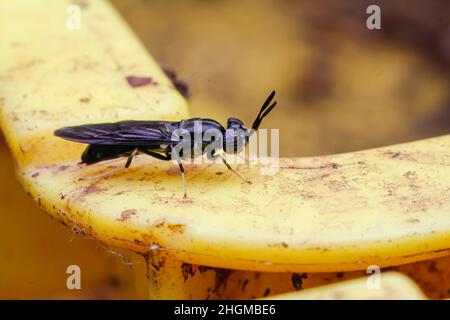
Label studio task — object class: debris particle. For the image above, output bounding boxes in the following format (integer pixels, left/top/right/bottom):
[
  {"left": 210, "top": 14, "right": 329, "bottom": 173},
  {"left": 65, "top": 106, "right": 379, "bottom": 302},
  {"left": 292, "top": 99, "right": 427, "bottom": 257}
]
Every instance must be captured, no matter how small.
[
  {"left": 57, "top": 165, "right": 70, "bottom": 172},
  {"left": 404, "top": 170, "right": 418, "bottom": 179},
  {"left": 291, "top": 273, "right": 307, "bottom": 290},
  {"left": 73, "top": 0, "right": 88, "bottom": 9},
  {"left": 149, "top": 243, "right": 160, "bottom": 250},
  {"left": 126, "top": 76, "right": 155, "bottom": 88},
  {"left": 214, "top": 268, "right": 232, "bottom": 292},
  {"left": 133, "top": 239, "right": 146, "bottom": 246},
  {"left": 181, "top": 263, "right": 196, "bottom": 281},
  {"left": 241, "top": 279, "right": 249, "bottom": 291},
  {"left": 167, "top": 223, "right": 186, "bottom": 234},
  {"left": 198, "top": 266, "right": 213, "bottom": 275},
  {"left": 162, "top": 66, "right": 190, "bottom": 98},
  {"left": 105, "top": 275, "right": 121, "bottom": 288},
  {"left": 385, "top": 151, "right": 401, "bottom": 158}
]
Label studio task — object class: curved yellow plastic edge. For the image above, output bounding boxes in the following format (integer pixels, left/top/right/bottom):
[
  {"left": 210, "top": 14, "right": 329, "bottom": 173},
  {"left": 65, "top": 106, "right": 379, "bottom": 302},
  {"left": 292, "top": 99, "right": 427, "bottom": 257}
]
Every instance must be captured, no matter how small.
[
  {"left": 0, "top": 139, "right": 147, "bottom": 299},
  {"left": 1, "top": 0, "right": 450, "bottom": 278},
  {"left": 263, "top": 272, "right": 427, "bottom": 300}
]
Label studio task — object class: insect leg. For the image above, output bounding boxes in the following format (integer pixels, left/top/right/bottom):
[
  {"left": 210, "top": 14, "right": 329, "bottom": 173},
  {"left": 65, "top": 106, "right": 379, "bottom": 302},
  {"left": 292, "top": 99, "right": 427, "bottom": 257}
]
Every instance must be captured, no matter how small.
[
  {"left": 139, "top": 149, "right": 171, "bottom": 161},
  {"left": 170, "top": 146, "right": 187, "bottom": 198},
  {"left": 125, "top": 149, "right": 138, "bottom": 168},
  {"left": 218, "top": 155, "right": 252, "bottom": 184}
]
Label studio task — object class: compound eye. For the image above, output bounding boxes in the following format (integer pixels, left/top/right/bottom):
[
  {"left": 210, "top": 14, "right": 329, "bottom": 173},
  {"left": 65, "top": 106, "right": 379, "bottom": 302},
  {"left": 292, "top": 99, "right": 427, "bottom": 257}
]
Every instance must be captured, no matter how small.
[{"left": 227, "top": 118, "right": 243, "bottom": 130}]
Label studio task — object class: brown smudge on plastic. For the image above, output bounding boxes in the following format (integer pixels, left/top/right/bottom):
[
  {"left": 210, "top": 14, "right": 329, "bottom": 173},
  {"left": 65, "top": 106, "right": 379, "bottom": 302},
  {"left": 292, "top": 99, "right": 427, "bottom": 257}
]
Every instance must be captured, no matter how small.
[
  {"left": 167, "top": 165, "right": 181, "bottom": 176},
  {"left": 181, "top": 263, "right": 196, "bottom": 282},
  {"left": 270, "top": 242, "right": 289, "bottom": 248},
  {"left": 8, "top": 58, "right": 42, "bottom": 73},
  {"left": 117, "top": 209, "right": 137, "bottom": 222},
  {"left": 57, "top": 164, "right": 70, "bottom": 172},
  {"left": 384, "top": 150, "right": 414, "bottom": 161},
  {"left": 126, "top": 76, "right": 155, "bottom": 88},
  {"left": 198, "top": 265, "right": 211, "bottom": 275},
  {"left": 403, "top": 170, "right": 418, "bottom": 180},
  {"left": 162, "top": 66, "right": 190, "bottom": 98},
  {"left": 73, "top": 0, "right": 88, "bottom": 9},
  {"left": 153, "top": 219, "right": 186, "bottom": 234},
  {"left": 179, "top": 264, "right": 232, "bottom": 293},
  {"left": 167, "top": 223, "right": 185, "bottom": 234},
  {"left": 385, "top": 151, "right": 401, "bottom": 158},
  {"left": 241, "top": 279, "right": 249, "bottom": 292},
  {"left": 133, "top": 239, "right": 146, "bottom": 247},
  {"left": 291, "top": 273, "right": 307, "bottom": 290},
  {"left": 76, "top": 181, "right": 106, "bottom": 202},
  {"left": 213, "top": 268, "right": 232, "bottom": 293},
  {"left": 178, "top": 197, "right": 194, "bottom": 205}
]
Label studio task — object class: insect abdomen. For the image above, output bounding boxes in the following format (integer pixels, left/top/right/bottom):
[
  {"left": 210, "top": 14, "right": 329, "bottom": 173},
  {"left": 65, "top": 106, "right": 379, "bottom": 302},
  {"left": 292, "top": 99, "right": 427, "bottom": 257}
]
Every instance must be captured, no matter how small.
[{"left": 81, "top": 144, "right": 136, "bottom": 165}]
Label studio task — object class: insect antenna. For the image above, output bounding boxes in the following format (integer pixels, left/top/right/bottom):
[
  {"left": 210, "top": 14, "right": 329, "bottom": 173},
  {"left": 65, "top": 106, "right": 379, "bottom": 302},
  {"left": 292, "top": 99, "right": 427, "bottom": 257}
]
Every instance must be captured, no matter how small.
[{"left": 250, "top": 90, "right": 277, "bottom": 133}]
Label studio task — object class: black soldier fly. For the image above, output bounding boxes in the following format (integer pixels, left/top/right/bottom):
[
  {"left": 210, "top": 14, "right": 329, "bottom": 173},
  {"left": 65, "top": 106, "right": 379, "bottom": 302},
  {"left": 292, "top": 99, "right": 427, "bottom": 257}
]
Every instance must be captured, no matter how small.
[{"left": 54, "top": 91, "right": 277, "bottom": 197}]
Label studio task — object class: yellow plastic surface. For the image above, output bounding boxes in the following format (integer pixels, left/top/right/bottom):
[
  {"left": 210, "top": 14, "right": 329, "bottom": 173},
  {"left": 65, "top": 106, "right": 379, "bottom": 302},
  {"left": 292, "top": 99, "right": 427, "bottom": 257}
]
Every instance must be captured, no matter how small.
[
  {"left": 265, "top": 272, "right": 427, "bottom": 300},
  {"left": 1, "top": 0, "right": 450, "bottom": 276}
]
